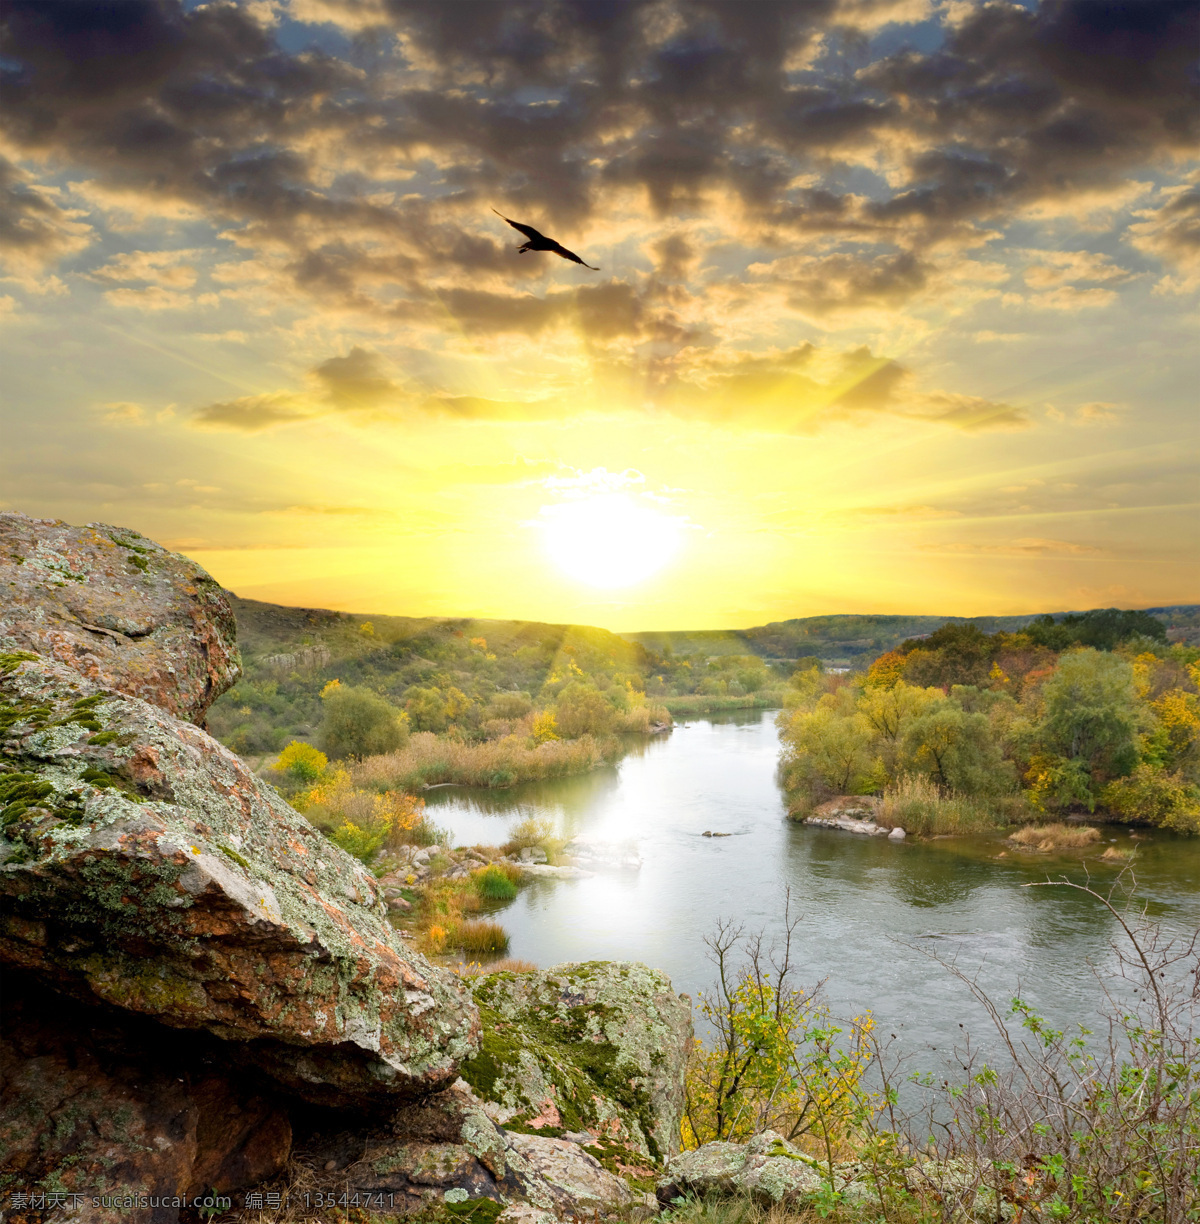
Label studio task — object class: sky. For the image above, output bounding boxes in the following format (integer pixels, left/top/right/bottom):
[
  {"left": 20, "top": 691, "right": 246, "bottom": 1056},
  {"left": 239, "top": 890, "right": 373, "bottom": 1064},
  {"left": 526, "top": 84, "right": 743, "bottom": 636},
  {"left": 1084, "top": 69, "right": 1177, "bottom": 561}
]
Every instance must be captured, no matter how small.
[{"left": 1, "top": 0, "right": 1197, "bottom": 631}]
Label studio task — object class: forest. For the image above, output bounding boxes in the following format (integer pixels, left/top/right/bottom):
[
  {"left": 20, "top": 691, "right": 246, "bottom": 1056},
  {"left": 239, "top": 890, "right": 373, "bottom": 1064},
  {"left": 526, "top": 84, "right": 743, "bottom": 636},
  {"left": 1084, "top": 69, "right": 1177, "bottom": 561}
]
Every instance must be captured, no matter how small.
[{"left": 778, "top": 609, "right": 1200, "bottom": 834}]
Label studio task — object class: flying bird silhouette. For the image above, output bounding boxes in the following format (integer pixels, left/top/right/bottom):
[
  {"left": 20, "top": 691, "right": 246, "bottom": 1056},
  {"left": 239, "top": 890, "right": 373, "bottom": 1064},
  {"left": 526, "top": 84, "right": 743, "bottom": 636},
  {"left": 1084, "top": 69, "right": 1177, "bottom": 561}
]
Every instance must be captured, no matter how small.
[{"left": 492, "top": 209, "right": 599, "bottom": 270}]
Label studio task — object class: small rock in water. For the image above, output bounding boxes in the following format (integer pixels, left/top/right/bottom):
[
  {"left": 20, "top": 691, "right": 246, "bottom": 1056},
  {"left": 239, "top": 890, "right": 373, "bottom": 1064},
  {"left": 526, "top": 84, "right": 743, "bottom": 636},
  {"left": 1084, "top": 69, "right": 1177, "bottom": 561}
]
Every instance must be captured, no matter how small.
[
  {"left": 888, "top": 827, "right": 906, "bottom": 841},
  {"left": 701, "top": 831, "right": 712, "bottom": 837}
]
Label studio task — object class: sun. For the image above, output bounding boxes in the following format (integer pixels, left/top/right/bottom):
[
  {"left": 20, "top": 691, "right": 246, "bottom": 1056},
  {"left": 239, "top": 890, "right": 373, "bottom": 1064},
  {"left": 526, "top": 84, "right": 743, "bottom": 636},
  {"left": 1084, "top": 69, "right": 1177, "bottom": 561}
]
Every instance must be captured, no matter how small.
[{"left": 540, "top": 494, "right": 685, "bottom": 588}]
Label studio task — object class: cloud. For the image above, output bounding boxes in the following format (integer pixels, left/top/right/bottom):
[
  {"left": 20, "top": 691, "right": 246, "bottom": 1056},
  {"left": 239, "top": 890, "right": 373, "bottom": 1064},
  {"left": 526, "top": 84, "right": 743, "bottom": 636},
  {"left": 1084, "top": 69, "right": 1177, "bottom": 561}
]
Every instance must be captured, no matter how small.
[
  {"left": 919, "top": 537, "right": 1106, "bottom": 557},
  {"left": 1128, "top": 179, "right": 1200, "bottom": 293},
  {"left": 311, "top": 347, "right": 399, "bottom": 409},
  {"left": 0, "top": 0, "right": 1193, "bottom": 328},
  {"left": 0, "top": 157, "right": 93, "bottom": 284},
  {"left": 91, "top": 248, "right": 201, "bottom": 288},
  {"left": 188, "top": 338, "right": 1030, "bottom": 436},
  {"left": 192, "top": 392, "right": 312, "bottom": 432}
]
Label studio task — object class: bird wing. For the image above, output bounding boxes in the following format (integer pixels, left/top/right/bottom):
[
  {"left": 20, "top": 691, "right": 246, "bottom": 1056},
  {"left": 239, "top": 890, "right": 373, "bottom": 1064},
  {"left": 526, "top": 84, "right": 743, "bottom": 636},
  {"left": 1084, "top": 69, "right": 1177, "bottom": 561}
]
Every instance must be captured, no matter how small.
[
  {"left": 549, "top": 241, "right": 599, "bottom": 270},
  {"left": 492, "top": 208, "right": 544, "bottom": 242}
]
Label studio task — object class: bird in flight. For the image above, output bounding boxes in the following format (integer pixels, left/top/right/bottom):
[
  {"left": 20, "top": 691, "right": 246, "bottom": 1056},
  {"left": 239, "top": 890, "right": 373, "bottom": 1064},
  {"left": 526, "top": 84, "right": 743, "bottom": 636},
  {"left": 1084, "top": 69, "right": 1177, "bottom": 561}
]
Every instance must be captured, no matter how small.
[{"left": 492, "top": 209, "right": 599, "bottom": 270}]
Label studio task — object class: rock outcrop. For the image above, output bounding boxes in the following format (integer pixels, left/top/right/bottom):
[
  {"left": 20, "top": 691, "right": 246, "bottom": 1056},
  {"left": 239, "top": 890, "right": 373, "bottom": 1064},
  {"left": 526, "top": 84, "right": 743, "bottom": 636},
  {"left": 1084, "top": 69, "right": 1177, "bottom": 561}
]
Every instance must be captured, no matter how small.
[
  {"left": 0, "top": 514, "right": 239, "bottom": 724},
  {"left": 462, "top": 962, "right": 692, "bottom": 1165},
  {"left": 1, "top": 514, "right": 697, "bottom": 1222},
  {"left": 0, "top": 650, "right": 478, "bottom": 1107}
]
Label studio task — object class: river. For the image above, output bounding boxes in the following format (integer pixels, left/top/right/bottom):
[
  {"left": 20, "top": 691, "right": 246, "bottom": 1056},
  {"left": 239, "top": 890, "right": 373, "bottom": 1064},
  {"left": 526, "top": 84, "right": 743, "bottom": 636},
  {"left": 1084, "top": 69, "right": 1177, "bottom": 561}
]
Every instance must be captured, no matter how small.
[{"left": 425, "top": 709, "right": 1200, "bottom": 1068}]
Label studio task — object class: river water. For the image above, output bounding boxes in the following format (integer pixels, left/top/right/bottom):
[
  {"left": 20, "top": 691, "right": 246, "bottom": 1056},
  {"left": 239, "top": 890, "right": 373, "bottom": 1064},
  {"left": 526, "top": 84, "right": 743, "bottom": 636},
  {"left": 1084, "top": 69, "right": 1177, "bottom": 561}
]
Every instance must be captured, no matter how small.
[{"left": 426, "top": 710, "right": 1200, "bottom": 1066}]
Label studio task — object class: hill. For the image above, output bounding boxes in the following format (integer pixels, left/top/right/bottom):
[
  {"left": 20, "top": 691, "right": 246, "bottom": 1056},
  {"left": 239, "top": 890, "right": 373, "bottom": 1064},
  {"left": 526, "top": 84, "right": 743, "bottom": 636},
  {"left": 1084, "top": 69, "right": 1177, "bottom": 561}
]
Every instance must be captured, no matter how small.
[
  {"left": 627, "top": 606, "right": 1200, "bottom": 669},
  {"left": 206, "top": 596, "right": 1198, "bottom": 758}
]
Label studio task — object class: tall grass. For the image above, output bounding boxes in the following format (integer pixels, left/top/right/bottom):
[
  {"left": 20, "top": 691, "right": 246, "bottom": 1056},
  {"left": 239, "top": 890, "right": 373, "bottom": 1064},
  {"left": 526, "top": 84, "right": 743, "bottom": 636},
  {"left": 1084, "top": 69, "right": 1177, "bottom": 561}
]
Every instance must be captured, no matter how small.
[
  {"left": 1010, "top": 822, "right": 1101, "bottom": 851},
  {"left": 450, "top": 919, "right": 509, "bottom": 955},
  {"left": 665, "top": 690, "right": 786, "bottom": 715},
  {"left": 876, "top": 772, "right": 1025, "bottom": 836},
  {"left": 475, "top": 863, "right": 519, "bottom": 900},
  {"left": 351, "top": 731, "right": 619, "bottom": 791}
]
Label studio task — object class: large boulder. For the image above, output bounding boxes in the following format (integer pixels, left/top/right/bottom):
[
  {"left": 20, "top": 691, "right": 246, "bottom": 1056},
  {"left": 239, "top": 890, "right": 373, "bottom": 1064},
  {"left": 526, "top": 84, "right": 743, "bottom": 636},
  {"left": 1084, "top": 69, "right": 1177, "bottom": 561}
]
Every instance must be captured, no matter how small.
[
  {"left": 0, "top": 968, "right": 291, "bottom": 1222},
  {"left": 0, "top": 514, "right": 238, "bottom": 724},
  {"left": 0, "top": 650, "right": 479, "bottom": 1107},
  {"left": 461, "top": 962, "right": 692, "bottom": 1168}
]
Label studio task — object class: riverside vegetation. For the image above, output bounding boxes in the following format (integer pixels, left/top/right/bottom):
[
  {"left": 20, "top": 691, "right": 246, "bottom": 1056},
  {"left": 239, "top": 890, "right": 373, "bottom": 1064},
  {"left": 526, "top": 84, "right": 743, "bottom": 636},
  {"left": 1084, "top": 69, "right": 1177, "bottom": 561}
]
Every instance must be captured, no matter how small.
[
  {"left": 779, "top": 610, "right": 1200, "bottom": 838},
  {"left": 6, "top": 514, "right": 1200, "bottom": 1223}
]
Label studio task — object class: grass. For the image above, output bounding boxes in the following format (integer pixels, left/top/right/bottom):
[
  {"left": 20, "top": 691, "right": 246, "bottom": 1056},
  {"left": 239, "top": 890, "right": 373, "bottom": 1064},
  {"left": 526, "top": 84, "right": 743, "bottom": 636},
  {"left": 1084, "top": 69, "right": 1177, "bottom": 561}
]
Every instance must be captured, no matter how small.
[
  {"left": 876, "top": 772, "right": 1025, "bottom": 836},
  {"left": 454, "top": 957, "right": 537, "bottom": 977},
  {"left": 1010, "top": 822, "right": 1102, "bottom": 851},
  {"left": 475, "top": 862, "right": 519, "bottom": 900},
  {"left": 450, "top": 919, "right": 509, "bottom": 955},
  {"left": 352, "top": 730, "right": 621, "bottom": 791}
]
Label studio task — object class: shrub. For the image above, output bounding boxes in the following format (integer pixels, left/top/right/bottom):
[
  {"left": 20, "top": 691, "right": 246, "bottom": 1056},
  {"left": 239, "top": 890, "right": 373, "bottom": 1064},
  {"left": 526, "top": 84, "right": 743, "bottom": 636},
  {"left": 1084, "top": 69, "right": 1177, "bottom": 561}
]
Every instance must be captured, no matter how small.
[
  {"left": 504, "top": 817, "right": 555, "bottom": 854},
  {"left": 475, "top": 863, "right": 519, "bottom": 900},
  {"left": 319, "top": 685, "right": 409, "bottom": 760},
  {"left": 554, "top": 682, "right": 617, "bottom": 738}
]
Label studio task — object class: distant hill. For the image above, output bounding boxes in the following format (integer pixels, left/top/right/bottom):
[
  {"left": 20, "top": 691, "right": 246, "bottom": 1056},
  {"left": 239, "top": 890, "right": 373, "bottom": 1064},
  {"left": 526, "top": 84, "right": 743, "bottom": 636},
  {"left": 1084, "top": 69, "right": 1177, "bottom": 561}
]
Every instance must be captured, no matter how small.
[
  {"left": 210, "top": 596, "right": 1199, "bottom": 758},
  {"left": 624, "top": 606, "right": 1200, "bottom": 669}
]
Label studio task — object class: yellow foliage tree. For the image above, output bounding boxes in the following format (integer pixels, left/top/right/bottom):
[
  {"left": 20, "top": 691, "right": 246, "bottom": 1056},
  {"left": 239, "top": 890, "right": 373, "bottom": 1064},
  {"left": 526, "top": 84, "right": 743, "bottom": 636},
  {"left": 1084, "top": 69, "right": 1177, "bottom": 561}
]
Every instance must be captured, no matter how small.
[
  {"left": 531, "top": 711, "right": 559, "bottom": 744},
  {"left": 683, "top": 900, "right": 877, "bottom": 1177}
]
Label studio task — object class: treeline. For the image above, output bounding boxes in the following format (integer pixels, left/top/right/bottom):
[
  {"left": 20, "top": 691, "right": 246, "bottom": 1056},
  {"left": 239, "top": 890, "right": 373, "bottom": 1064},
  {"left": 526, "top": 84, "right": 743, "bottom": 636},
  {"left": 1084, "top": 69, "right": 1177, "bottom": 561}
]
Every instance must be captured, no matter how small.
[
  {"left": 779, "top": 609, "right": 1200, "bottom": 834},
  {"left": 207, "top": 598, "right": 785, "bottom": 759}
]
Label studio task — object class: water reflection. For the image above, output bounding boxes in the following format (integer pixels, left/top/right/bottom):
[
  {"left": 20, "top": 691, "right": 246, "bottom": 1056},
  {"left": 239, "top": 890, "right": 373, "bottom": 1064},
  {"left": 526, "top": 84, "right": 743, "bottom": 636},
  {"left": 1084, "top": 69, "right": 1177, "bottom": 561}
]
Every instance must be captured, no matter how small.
[{"left": 427, "top": 710, "right": 1200, "bottom": 1065}]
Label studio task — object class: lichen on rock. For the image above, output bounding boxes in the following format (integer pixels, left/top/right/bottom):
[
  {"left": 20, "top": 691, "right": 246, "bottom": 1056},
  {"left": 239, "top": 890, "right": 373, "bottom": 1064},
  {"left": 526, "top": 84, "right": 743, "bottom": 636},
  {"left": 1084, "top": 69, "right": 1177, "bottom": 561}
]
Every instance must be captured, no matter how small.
[
  {"left": 460, "top": 961, "right": 691, "bottom": 1166},
  {"left": 0, "top": 513, "right": 239, "bottom": 724},
  {"left": 0, "top": 652, "right": 479, "bottom": 1107}
]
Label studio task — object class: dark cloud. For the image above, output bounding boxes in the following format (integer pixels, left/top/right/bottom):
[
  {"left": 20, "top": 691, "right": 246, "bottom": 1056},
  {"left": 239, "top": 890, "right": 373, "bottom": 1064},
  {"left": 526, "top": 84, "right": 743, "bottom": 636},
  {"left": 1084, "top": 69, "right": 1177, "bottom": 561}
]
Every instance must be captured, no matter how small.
[
  {"left": 1, "top": 0, "right": 1195, "bottom": 317},
  {"left": 0, "top": 156, "right": 90, "bottom": 276}
]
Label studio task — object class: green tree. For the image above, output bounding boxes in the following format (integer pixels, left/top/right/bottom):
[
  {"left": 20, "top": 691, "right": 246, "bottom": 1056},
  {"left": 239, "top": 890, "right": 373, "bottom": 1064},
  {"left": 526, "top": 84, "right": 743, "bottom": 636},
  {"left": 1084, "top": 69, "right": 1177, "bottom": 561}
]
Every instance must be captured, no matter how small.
[
  {"left": 319, "top": 685, "right": 409, "bottom": 760},
  {"left": 1034, "top": 649, "right": 1140, "bottom": 788},
  {"left": 900, "top": 704, "right": 1010, "bottom": 795},
  {"left": 780, "top": 704, "right": 879, "bottom": 804}
]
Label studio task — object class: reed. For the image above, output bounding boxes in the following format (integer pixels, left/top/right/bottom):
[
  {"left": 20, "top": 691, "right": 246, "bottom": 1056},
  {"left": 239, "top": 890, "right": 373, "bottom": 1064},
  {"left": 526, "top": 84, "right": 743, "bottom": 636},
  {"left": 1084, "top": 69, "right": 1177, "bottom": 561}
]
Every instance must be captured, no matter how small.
[
  {"left": 351, "top": 731, "right": 619, "bottom": 791},
  {"left": 877, "top": 772, "right": 1010, "bottom": 836}
]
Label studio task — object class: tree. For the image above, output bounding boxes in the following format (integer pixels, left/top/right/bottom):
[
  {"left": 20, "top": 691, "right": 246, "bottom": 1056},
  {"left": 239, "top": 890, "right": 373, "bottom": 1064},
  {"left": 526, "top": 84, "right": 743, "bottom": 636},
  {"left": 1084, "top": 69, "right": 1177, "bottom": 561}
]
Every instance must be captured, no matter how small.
[
  {"left": 319, "top": 684, "right": 409, "bottom": 760},
  {"left": 404, "top": 686, "right": 448, "bottom": 733},
  {"left": 554, "top": 682, "right": 615, "bottom": 738},
  {"left": 779, "top": 704, "right": 879, "bottom": 804},
  {"left": 900, "top": 704, "right": 1010, "bottom": 795},
  {"left": 1034, "top": 649, "right": 1140, "bottom": 789},
  {"left": 275, "top": 740, "right": 327, "bottom": 783}
]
